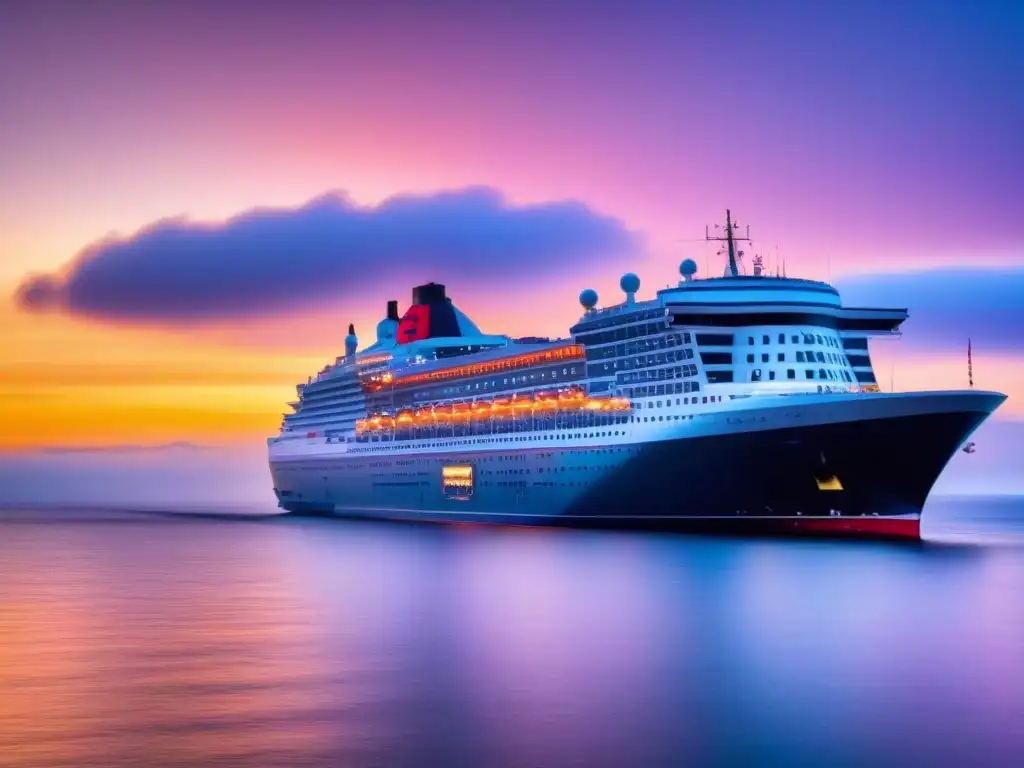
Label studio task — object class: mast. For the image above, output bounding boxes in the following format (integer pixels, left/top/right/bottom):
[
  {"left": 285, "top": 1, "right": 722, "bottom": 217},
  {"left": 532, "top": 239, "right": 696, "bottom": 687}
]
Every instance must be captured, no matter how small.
[
  {"left": 968, "top": 338, "right": 973, "bottom": 388},
  {"left": 726, "top": 209, "right": 738, "bottom": 276},
  {"left": 705, "top": 209, "right": 751, "bottom": 277}
]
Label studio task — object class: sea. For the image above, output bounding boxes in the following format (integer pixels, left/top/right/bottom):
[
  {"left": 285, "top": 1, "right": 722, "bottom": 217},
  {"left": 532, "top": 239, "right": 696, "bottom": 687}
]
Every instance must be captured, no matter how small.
[{"left": 1, "top": 497, "right": 1022, "bottom": 768}]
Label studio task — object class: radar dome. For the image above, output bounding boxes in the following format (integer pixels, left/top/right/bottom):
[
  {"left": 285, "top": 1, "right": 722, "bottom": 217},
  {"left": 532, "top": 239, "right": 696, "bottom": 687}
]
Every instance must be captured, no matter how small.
[
  {"left": 680, "top": 259, "right": 698, "bottom": 277},
  {"left": 620, "top": 272, "right": 641, "bottom": 294},
  {"left": 579, "top": 289, "right": 598, "bottom": 310}
]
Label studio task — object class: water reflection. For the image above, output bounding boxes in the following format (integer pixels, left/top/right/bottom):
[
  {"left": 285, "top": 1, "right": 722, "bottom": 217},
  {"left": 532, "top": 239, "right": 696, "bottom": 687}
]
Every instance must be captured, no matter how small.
[{"left": 1, "top": 508, "right": 1022, "bottom": 767}]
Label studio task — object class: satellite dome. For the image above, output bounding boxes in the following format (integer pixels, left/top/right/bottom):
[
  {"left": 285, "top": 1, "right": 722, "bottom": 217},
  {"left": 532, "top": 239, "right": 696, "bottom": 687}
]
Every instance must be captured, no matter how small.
[
  {"left": 579, "top": 288, "right": 598, "bottom": 310},
  {"left": 680, "top": 259, "right": 698, "bottom": 277},
  {"left": 620, "top": 272, "right": 641, "bottom": 294},
  {"left": 376, "top": 318, "right": 397, "bottom": 342}
]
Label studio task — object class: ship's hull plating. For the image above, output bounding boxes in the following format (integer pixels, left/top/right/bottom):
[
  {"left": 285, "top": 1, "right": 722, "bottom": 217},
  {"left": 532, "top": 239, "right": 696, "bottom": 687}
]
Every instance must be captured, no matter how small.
[{"left": 269, "top": 391, "right": 1004, "bottom": 540}]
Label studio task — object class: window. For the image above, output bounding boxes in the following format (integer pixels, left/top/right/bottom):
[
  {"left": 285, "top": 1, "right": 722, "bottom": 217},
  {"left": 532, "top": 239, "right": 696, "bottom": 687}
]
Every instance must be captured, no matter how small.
[
  {"left": 761, "top": 353, "right": 769, "bottom": 362},
  {"left": 748, "top": 336, "right": 754, "bottom": 345},
  {"left": 806, "top": 370, "right": 814, "bottom": 379},
  {"left": 779, "top": 333, "right": 786, "bottom": 344},
  {"left": 746, "top": 353, "right": 754, "bottom": 363},
  {"left": 696, "top": 333, "right": 733, "bottom": 346},
  {"left": 819, "top": 368, "right": 827, "bottom": 379},
  {"left": 751, "top": 368, "right": 762, "bottom": 382},
  {"left": 769, "top": 370, "right": 776, "bottom": 380},
  {"left": 762, "top": 335, "right": 769, "bottom": 344},
  {"left": 777, "top": 353, "right": 785, "bottom": 362},
  {"left": 796, "top": 351, "right": 806, "bottom": 362},
  {"left": 791, "top": 334, "right": 799, "bottom": 343},
  {"left": 700, "top": 352, "right": 731, "bottom": 365},
  {"left": 787, "top": 369, "right": 796, "bottom": 379},
  {"left": 815, "top": 334, "right": 823, "bottom": 345}
]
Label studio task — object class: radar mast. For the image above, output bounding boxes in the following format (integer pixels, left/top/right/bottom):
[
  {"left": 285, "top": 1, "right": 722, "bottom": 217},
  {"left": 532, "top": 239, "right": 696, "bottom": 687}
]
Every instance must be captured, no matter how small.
[{"left": 705, "top": 209, "right": 751, "bottom": 277}]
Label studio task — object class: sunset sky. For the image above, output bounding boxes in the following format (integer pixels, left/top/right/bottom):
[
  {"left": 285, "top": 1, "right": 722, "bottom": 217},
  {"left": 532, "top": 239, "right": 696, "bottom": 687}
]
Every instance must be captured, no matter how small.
[{"left": 1, "top": 0, "right": 1021, "bottom": 503}]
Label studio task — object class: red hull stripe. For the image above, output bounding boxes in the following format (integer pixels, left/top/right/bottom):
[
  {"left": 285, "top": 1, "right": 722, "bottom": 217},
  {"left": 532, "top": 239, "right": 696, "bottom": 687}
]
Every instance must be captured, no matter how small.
[{"left": 784, "top": 516, "right": 920, "bottom": 539}]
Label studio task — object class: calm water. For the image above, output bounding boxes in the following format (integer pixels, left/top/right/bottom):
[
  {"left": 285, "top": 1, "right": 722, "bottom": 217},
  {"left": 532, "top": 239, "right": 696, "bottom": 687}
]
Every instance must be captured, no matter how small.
[{"left": 1, "top": 498, "right": 1022, "bottom": 767}]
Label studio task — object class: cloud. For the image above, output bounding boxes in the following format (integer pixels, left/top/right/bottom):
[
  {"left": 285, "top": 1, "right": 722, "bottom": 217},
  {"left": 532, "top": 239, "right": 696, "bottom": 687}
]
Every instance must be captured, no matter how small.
[
  {"left": 14, "top": 187, "right": 638, "bottom": 323},
  {"left": 837, "top": 267, "right": 1024, "bottom": 354}
]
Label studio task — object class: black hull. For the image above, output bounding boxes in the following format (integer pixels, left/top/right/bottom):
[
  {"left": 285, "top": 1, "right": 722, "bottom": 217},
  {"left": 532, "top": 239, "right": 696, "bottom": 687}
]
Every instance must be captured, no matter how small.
[{"left": 272, "top": 393, "right": 1002, "bottom": 540}]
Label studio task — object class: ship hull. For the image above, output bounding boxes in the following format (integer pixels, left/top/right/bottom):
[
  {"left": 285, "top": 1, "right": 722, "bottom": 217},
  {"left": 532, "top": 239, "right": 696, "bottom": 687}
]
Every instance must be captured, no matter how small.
[{"left": 269, "top": 391, "right": 1003, "bottom": 540}]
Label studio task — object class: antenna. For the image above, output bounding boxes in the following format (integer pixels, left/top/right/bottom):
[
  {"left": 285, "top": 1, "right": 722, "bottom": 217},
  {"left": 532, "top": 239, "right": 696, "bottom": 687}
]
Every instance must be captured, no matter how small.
[
  {"left": 705, "top": 209, "right": 751, "bottom": 278},
  {"left": 968, "top": 338, "right": 974, "bottom": 388}
]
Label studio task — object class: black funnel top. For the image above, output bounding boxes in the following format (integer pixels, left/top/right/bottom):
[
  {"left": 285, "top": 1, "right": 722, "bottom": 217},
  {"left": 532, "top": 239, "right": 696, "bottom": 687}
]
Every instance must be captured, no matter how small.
[
  {"left": 412, "top": 283, "right": 446, "bottom": 305},
  {"left": 386, "top": 300, "right": 400, "bottom": 321}
]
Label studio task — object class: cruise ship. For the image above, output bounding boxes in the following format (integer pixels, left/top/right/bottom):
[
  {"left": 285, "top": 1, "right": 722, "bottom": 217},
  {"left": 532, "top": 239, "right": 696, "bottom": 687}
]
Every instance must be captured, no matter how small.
[{"left": 267, "top": 212, "right": 1005, "bottom": 538}]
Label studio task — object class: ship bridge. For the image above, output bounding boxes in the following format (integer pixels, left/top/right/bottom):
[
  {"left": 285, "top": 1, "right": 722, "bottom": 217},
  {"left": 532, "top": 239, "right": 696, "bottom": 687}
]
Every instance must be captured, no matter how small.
[{"left": 658, "top": 276, "right": 907, "bottom": 335}]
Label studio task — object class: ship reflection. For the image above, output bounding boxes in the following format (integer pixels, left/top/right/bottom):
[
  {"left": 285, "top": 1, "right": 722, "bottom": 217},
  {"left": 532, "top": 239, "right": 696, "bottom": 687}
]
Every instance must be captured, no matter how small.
[{"left": 1, "top": 511, "right": 1022, "bottom": 766}]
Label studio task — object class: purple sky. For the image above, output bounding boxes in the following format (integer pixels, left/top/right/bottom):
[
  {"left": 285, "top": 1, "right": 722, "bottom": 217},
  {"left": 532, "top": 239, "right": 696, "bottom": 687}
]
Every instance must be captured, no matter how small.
[{"left": 1, "top": 0, "right": 1021, "bottom": 500}]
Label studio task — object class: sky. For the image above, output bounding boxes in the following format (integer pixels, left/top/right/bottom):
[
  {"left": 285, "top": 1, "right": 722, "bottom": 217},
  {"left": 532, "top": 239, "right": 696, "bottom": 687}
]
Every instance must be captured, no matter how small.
[{"left": 1, "top": 0, "right": 1022, "bottom": 503}]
